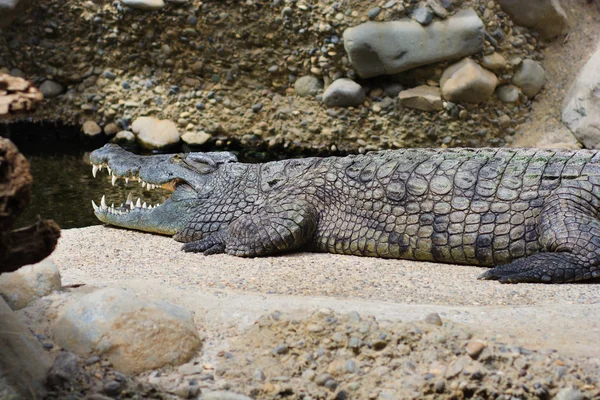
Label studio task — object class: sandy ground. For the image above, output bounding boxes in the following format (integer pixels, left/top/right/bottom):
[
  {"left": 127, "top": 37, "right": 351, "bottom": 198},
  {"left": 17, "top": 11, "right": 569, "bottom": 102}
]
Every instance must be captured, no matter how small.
[{"left": 52, "top": 226, "right": 600, "bottom": 359}]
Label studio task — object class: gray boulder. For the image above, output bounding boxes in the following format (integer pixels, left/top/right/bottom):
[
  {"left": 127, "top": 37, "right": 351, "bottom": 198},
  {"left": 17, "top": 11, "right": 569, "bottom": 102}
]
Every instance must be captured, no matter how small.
[
  {"left": 440, "top": 58, "right": 498, "bottom": 104},
  {"left": 495, "top": 84, "right": 521, "bottom": 103},
  {"left": 53, "top": 287, "right": 201, "bottom": 374},
  {"left": 39, "top": 80, "right": 64, "bottom": 98},
  {"left": 323, "top": 78, "right": 365, "bottom": 107},
  {"left": 343, "top": 8, "right": 484, "bottom": 78},
  {"left": 497, "top": 0, "right": 568, "bottom": 40},
  {"left": 294, "top": 76, "right": 323, "bottom": 97},
  {"left": 0, "top": 258, "right": 62, "bottom": 310},
  {"left": 562, "top": 45, "right": 600, "bottom": 149},
  {"left": 0, "top": 297, "right": 51, "bottom": 399},
  {"left": 511, "top": 59, "right": 545, "bottom": 98}
]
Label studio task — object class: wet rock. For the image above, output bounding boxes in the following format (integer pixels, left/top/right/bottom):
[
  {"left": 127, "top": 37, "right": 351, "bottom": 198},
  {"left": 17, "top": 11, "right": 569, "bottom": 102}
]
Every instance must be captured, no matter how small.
[
  {"left": 82, "top": 120, "right": 102, "bottom": 137},
  {"left": 398, "top": 85, "right": 443, "bottom": 111},
  {"left": 121, "top": 0, "right": 166, "bottom": 10},
  {"left": 440, "top": 58, "right": 498, "bottom": 104},
  {"left": 39, "top": 80, "right": 64, "bottom": 98},
  {"left": 0, "top": 297, "right": 51, "bottom": 399},
  {"left": 131, "top": 116, "right": 181, "bottom": 150},
  {"left": 512, "top": 59, "right": 545, "bottom": 98},
  {"left": 0, "top": 258, "right": 61, "bottom": 310},
  {"left": 52, "top": 287, "right": 201, "bottom": 374},
  {"left": 181, "top": 130, "right": 211, "bottom": 146},
  {"left": 294, "top": 76, "right": 323, "bottom": 97},
  {"left": 47, "top": 351, "right": 80, "bottom": 388},
  {"left": 497, "top": 0, "right": 568, "bottom": 40},
  {"left": 343, "top": 8, "right": 484, "bottom": 78},
  {"left": 496, "top": 84, "right": 520, "bottom": 103},
  {"left": 111, "top": 130, "right": 136, "bottom": 145},
  {"left": 562, "top": 45, "right": 600, "bottom": 149},
  {"left": 103, "top": 122, "right": 120, "bottom": 136},
  {"left": 481, "top": 53, "right": 507, "bottom": 72},
  {"left": 323, "top": 78, "right": 365, "bottom": 107}
]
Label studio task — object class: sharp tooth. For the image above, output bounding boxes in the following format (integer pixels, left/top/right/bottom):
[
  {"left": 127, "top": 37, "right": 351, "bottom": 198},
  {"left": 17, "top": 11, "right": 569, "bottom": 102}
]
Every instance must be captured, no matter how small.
[
  {"left": 156, "top": 203, "right": 160, "bottom": 208},
  {"left": 126, "top": 192, "right": 134, "bottom": 205},
  {"left": 112, "top": 174, "right": 118, "bottom": 186},
  {"left": 136, "top": 198, "right": 142, "bottom": 208},
  {"left": 142, "top": 181, "right": 146, "bottom": 188},
  {"left": 107, "top": 166, "right": 112, "bottom": 175},
  {"left": 142, "top": 202, "right": 147, "bottom": 209},
  {"left": 151, "top": 184, "right": 156, "bottom": 190},
  {"left": 111, "top": 203, "right": 115, "bottom": 209},
  {"left": 92, "top": 164, "right": 99, "bottom": 178},
  {"left": 92, "top": 200, "right": 99, "bottom": 212},
  {"left": 99, "top": 164, "right": 103, "bottom": 171},
  {"left": 101, "top": 195, "right": 107, "bottom": 210},
  {"left": 125, "top": 177, "right": 129, "bottom": 184}
]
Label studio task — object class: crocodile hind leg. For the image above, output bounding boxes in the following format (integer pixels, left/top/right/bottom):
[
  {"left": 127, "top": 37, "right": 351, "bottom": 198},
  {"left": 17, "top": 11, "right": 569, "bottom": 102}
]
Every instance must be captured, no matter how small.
[
  {"left": 182, "top": 199, "right": 319, "bottom": 256},
  {"left": 480, "top": 186, "right": 600, "bottom": 283}
]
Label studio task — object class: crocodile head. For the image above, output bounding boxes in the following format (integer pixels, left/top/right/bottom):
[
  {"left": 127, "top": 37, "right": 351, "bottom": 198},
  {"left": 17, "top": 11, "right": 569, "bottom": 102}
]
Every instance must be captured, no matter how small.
[{"left": 89, "top": 143, "right": 238, "bottom": 235}]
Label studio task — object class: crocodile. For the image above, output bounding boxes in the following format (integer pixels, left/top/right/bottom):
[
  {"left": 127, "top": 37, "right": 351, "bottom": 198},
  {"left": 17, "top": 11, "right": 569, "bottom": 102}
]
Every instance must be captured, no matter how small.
[{"left": 89, "top": 143, "right": 600, "bottom": 284}]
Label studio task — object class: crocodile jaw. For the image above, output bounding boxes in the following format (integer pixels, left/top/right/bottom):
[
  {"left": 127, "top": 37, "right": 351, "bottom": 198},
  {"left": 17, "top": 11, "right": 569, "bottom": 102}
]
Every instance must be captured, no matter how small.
[
  {"left": 92, "top": 195, "right": 193, "bottom": 235},
  {"left": 90, "top": 155, "right": 199, "bottom": 235}
]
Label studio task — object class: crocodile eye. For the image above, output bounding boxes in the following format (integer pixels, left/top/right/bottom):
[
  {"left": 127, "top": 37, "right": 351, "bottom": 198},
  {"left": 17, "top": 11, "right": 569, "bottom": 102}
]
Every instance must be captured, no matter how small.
[{"left": 171, "top": 154, "right": 183, "bottom": 163}]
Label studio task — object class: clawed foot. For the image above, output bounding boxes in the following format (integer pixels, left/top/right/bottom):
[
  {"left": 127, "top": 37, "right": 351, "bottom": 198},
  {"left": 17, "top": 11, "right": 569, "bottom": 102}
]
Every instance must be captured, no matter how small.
[
  {"left": 477, "top": 253, "right": 591, "bottom": 284},
  {"left": 181, "top": 235, "right": 226, "bottom": 255},
  {"left": 477, "top": 265, "right": 552, "bottom": 284}
]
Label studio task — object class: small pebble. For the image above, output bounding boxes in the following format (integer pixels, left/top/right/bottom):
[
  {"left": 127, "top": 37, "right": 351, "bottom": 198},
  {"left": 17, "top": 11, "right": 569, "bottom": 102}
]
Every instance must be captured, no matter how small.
[
  {"left": 425, "top": 313, "right": 443, "bottom": 326},
  {"left": 367, "top": 7, "right": 381, "bottom": 19}
]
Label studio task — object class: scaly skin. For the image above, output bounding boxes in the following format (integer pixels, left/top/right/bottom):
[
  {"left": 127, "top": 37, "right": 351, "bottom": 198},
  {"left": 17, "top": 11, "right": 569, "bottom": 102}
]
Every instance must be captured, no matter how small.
[{"left": 90, "top": 144, "right": 600, "bottom": 284}]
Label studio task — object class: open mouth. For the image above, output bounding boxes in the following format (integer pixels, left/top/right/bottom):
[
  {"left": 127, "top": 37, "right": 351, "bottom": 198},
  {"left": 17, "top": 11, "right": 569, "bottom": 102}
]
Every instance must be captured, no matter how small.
[{"left": 90, "top": 161, "right": 175, "bottom": 216}]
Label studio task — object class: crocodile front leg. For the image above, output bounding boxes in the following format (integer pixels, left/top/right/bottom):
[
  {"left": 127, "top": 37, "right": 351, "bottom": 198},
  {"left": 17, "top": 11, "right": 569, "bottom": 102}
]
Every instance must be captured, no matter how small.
[
  {"left": 480, "top": 184, "right": 600, "bottom": 283},
  {"left": 182, "top": 199, "right": 319, "bottom": 256}
]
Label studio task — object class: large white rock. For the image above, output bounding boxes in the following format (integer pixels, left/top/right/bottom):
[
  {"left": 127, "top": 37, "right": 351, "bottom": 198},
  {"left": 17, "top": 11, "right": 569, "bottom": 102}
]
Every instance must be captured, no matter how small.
[
  {"left": 53, "top": 288, "right": 201, "bottom": 374},
  {"left": 562, "top": 45, "right": 600, "bottom": 149},
  {"left": 497, "top": 0, "right": 568, "bottom": 40},
  {"left": 343, "top": 8, "right": 484, "bottom": 78},
  {"left": 0, "top": 258, "right": 62, "bottom": 310},
  {"left": 440, "top": 58, "right": 498, "bottom": 104},
  {"left": 0, "top": 297, "right": 51, "bottom": 399},
  {"left": 132, "top": 116, "right": 181, "bottom": 150}
]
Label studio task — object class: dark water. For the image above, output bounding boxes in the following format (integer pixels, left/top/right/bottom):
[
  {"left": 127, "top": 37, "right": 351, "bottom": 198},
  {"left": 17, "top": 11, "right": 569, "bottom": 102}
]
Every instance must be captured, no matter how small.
[
  {"left": 17, "top": 152, "right": 172, "bottom": 229},
  {"left": 2, "top": 123, "right": 314, "bottom": 229}
]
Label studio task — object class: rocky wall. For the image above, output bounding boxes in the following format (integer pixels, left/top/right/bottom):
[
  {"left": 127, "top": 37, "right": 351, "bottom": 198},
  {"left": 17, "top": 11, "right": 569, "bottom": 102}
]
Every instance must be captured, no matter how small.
[{"left": 0, "top": 0, "right": 572, "bottom": 153}]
